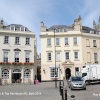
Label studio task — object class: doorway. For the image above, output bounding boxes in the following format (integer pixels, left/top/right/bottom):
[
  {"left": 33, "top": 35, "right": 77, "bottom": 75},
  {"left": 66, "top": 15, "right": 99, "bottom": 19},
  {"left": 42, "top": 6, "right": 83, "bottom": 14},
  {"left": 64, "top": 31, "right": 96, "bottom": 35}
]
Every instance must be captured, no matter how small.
[
  {"left": 65, "top": 68, "right": 71, "bottom": 80},
  {"left": 12, "top": 73, "right": 21, "bottom": 83}
]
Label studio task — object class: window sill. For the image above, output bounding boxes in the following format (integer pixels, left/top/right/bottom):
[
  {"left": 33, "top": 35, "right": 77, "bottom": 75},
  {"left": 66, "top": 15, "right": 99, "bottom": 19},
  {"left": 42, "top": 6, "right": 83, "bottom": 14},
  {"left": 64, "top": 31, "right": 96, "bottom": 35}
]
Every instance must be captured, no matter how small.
[
  {"left": 74, "top": 59, "right": 79, "bottom": 61},
  {"left": 64, "top": 45, "right": 70, "bottom": 47},
  {"left": 56, "top": 45, "right": 61, "bottom": 47},
  {"left": 56, "top": 60, "right": 62, "bottom": 62},
  {"left": 3, "top": 43, "right": 9, "bottom": 44},
  {"left": 25, "top": 44, "right": 31, "bottom": 46},
  {"left": 65, "top": 59, "right": 70, "bottom": 61},
  {"left": 15, "top": 44, "right": 20, "bottom": 45},
  {"left": 47, "top": 46, "right": 52, "bottom": 47},
  {"left": 47, "top": 60, "right": 52, "bottom": 62},
  {"left": 73, "top": 44, "right": 78, "bottom": 46},
  {"left": 86, "top": 46, "right": 90, "bottom": 47},
  {"left": 50, "top": 77, "right": 59, "bottom": 79}
]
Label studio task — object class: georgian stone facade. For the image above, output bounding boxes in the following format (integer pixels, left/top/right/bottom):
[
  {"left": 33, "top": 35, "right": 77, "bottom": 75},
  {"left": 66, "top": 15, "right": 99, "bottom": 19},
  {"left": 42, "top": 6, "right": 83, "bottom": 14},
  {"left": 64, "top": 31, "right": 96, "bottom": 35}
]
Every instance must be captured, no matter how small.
[
  {"left": 40, "top": 16, "right": 100, "bottom": 81},
  {"left": 0, "top": 19, "right": 37, "bottom": 84}
]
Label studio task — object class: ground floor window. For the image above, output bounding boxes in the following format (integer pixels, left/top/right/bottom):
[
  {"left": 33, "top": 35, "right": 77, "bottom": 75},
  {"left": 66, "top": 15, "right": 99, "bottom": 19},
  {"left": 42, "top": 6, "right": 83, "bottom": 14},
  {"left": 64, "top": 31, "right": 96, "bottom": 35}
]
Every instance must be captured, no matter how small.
[
  {"left": 75, "top": 67, "right": 79, "bottom": 76},
  {"left": 2, "top": 69, "right": 9, "bottom": 79},
  {"left": 50, "top": 68, "right": 59, "bottom": 78},
  {"left": 24, "top": 69, "right": 31, "bottom": 78}
]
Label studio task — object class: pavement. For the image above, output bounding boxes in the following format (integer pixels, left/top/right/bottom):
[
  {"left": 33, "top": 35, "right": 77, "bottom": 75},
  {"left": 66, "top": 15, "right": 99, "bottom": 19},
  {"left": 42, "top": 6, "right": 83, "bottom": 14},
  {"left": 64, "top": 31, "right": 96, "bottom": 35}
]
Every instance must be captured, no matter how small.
[{"left": 0, "top": 82, "right": 63, "bottom": 100}]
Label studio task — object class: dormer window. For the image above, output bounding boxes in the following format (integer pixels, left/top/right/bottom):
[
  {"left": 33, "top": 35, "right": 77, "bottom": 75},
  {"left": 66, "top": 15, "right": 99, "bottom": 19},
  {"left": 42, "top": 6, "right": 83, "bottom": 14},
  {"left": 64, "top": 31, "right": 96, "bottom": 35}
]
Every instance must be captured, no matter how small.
[
  {"left": 20, "top": 26, "right": 26, "bottom": 31},
  {"left": 10, "top": 25, "right": 15, "bottom": 31}
]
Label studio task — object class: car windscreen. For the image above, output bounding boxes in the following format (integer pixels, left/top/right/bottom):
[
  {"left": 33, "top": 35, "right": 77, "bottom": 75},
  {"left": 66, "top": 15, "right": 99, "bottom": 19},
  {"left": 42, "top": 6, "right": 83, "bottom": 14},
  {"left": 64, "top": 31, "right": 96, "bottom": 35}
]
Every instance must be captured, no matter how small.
[{"left": 72, "top": 77, "right": 83, "bottom": 81}]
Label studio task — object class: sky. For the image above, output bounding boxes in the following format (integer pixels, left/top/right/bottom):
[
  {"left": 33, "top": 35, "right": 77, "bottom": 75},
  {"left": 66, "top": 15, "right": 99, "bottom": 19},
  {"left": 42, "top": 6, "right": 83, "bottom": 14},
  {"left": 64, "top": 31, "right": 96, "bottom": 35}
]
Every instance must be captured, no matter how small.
[{"left": 0, "top": 0, "right": 100, "bottom": 53}]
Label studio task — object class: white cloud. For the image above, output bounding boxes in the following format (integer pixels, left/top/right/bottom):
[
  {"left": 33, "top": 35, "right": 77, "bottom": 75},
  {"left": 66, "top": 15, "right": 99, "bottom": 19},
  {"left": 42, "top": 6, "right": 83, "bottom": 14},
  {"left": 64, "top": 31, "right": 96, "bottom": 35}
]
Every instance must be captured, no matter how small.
[{"left": 0, "top": 0, "right": 100, "bottom": 53}]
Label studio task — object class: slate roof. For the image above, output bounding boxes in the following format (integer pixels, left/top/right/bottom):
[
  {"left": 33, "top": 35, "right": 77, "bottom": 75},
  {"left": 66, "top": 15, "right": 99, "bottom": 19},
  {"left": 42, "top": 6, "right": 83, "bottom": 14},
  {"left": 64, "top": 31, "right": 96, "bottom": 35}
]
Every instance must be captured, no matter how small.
[
  {"left": 3, "top": 24, "right": 31, "bottom": 32},
  {"left": 82, "top": 26, "right": 94, "bottom": 31},
  {"left": 48, "top": 25, "right": 73, "bottom": 31}
]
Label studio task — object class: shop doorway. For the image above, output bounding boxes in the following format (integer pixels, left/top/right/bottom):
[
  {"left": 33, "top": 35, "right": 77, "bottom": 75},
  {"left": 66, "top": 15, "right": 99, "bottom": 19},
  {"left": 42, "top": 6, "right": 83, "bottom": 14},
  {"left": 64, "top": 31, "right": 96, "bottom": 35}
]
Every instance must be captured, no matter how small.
[
  {"left": 12, "top": 73, "right": 21, "bottom": 83},
  {"left": 12, "top": 69, "right": 21, "bottom": 83},
  {"left": 65, "top": 68, "right": 71, "bottom": 80}
]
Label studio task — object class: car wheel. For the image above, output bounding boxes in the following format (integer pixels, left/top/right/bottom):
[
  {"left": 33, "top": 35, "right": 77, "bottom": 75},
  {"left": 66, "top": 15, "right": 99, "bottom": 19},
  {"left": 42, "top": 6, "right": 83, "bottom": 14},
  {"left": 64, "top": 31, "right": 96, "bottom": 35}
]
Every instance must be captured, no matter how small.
[
  {"left": 84, "top": 87, "right": 86, "bottom": 90},
  {"left": 68, "top": 85, "right": 70, "bottom": 88}
]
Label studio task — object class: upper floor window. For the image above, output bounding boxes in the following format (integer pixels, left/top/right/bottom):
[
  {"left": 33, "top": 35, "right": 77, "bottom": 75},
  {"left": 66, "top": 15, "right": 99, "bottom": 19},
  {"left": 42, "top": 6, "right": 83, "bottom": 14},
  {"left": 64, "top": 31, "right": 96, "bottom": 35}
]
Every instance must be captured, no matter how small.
[
  {"left": 3, "top": 52, "right": 8, "bottom": 62},
  {"left": 20, "top": 26, "right": 25, "bottom": 31},
  {"left": 93, "top": 40, "right": 96, "bottom": 47},
  {"left": 26, "top": 37, "right": 30, "bottom": 45},
  {"left": 10, "top": 25, "right": 15, "bottom": 31},
  {"left": 56, "top": 52, "right": 61, "bottom": 61},
  {"left": 65, "top": 52, "right": 69, "bottom": 60},
  {"left": 86, "top": 39, "right": 90, "bottom": 47},
  {"left": 47, "top": 52, "right": 52, "bottom": 61},
  {"left": 25, "top": 52, "right": 30, "bottom": 62},
  {"left": 94, "top": 53, "right": 98, "bottom": 62},
  {"left": 64, "top": 28, "right": 67, "bottom": 32},
  {"left": 56, "top": 38, "right": 60, "bottom": 45},
  {"left": 65, "top": 38, "right": 69, "bottom": 45},
  {"left": 15, "top": 37, "right": 20, "bottom": 45},
  {"left": 47, "top": 38, "right": 51, "bottom": 46},
  {"left": 15, "top": 52, "right": 19, "bottom": 62},
  {"left": 74, "top": 52, "right": 78, "bottom": 60},
  {"left": 4, "top": 36, "right": 9, "bottom": 44},
  {"left": 73, "top": 37, "right": 77, "bottom": 45}
]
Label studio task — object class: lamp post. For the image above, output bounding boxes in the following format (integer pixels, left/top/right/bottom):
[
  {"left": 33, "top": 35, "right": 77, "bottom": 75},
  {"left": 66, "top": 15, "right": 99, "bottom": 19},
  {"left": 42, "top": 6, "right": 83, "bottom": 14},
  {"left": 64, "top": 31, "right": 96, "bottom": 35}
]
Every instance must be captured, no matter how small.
[{"left": 54, "top": 29, "right": 57, "bottom": 88}]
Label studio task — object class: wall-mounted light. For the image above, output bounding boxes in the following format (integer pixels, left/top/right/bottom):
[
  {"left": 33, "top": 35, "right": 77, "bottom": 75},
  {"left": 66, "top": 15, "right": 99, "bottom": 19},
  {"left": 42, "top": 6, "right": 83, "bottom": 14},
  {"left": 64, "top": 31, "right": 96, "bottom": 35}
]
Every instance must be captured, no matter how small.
[{"left": 43, "top": 68, "right": 45, "bottom": 73}]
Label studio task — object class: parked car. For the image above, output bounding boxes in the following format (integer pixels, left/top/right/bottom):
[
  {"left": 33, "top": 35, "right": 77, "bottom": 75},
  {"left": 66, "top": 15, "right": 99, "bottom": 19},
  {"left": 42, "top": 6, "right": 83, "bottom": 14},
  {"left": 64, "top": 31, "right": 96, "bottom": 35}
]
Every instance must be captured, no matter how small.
[{"left": 68, "top": 76, "right": 86, "bottom": 90}]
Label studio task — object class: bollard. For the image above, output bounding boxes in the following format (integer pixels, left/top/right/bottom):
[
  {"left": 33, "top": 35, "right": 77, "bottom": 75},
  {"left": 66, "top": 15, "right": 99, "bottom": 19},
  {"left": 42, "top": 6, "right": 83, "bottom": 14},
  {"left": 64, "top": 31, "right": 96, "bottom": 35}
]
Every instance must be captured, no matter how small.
[
  {"left": 59, "top": 81, "right": 62, "bottom": 95},
  {"left": 61, "top": 86, "right": 64, "bottom": 100},
  {"left": 65, "top": 88, "right": 67, "bottom": 100},
  {"left": 59, "top": 81, "right": 61, "bottom": 92},
  {"left": 71, "top": 95, "right": 75, "bottom": 100},
  {"left": 63, "top": 80, "right": 64, "bottom": 86}
]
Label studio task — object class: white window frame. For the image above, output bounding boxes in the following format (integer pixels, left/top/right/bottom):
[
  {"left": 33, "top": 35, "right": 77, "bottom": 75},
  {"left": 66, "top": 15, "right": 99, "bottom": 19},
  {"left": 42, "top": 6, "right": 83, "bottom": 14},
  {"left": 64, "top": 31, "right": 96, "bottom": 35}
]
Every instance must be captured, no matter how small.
[
  {"left": 10, "top": 25, "right": 15, "bottom": 31},
  {"left": 4, "top": 36, "right": 9, "bottom": 44},
  {"left": 65, "top": 52, "right": 69, "bottom": 60},
  {"left": 47, "top": 52, "right": 52, "bottom": 61},
  {"left": 94, "top": 53, "right": 98, "bottom": 62},
  {"left": 3, "top": 52, "right": 8, "bottom": 62},
  {"left": 15, "top": 52, "right": 20, "bottom": 62},
  {"left": 2, "top": 69, "right": 9, "bottom": 79},
  {"left": 56, "top": 52, "right": 61, "bottom": 61},
  {"left": 75, "top": 67, "right": 79, "bottom": 76},
  {"left": 15, "top": 37, "right": 20, "bottom": 45},
  {"left": 24, "top": 69, "right": 31, "bottom": 78},
  {"left": 50, "top": 68, "right": 59, "bottom": 78},
  {"left": 65, "top": 37, "right": 69, "bottom": 45},
  {"left": 25, "top": 52, "right": 30, "bottom": 62},
  {"left": 47, "top": 38, "right": 51, "bottom": 46},
  {"left": 74, "top": 52, "right": 78, "bottom": 60},
  {"left": 93, "top": 40, "right": 96, "bottom": 47},
  {"left": 56, "top": 38, "right": 60, "bottom": 45},
  {"left": 74, "top": 37, "right": 77, "bottom": 45},
  {"left": 26, "top": 37, "right": 30, "bottom": 45}
]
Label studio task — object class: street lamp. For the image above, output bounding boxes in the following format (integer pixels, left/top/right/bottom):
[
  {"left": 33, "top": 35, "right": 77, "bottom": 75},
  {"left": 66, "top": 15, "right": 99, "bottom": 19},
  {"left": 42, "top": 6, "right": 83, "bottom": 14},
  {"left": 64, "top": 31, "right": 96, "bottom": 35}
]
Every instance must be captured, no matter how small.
[{"left": 54, "top": 29, "right": 57, "bottom": 88}]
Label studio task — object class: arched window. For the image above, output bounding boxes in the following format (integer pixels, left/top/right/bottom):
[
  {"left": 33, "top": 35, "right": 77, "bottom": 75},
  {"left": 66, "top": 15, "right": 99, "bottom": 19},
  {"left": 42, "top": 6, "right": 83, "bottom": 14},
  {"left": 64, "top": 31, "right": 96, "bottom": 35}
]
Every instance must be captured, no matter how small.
[
  {"left": 24, "top": 69, "right": 31, "bottom": 78},
  {"left": 13, "top": 69, "right": 21, "bottom": 73},
  {"left": 2, "top": 69, "right": 9, "bottom": 79}
]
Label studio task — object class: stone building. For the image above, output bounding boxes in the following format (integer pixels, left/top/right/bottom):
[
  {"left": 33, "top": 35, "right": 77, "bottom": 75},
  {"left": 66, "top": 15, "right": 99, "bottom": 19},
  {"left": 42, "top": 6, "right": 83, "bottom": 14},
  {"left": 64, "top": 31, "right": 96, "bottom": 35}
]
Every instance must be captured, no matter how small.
[
  {"left": 40, "top": 16, "right": 100, "bottom": 81},
  {"left": 0, "top": 19, "right": 37, "bottom": 84}
]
